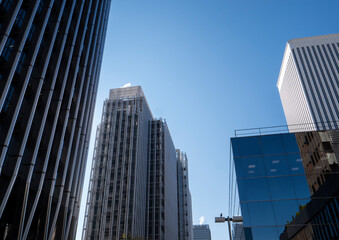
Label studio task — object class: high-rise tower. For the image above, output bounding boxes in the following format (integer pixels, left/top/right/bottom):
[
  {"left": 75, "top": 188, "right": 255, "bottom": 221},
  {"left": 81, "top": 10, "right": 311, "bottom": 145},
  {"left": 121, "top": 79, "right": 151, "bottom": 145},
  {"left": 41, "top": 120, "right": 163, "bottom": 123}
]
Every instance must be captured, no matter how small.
[
  {"left": 0, "top": 0, "right": 111, "bottom": 239},
  {"left": 277, "top": 33, "right": 339, "bottom": 132},
  {"left": 83, "top": 86, "right": 182, "bottom": 240},
  {"left": 83, "top": 87, "right": 152, "bottom": 239}
]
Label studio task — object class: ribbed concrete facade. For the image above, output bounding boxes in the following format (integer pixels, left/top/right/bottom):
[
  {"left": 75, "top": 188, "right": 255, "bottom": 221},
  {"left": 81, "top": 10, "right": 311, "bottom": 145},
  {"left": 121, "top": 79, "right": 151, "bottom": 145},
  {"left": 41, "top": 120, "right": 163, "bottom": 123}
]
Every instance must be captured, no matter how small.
[
  {"left": 83, "top": 86, "right": 181, "bottom": 240},
  {"left": 177, "top": 150, "right": 193, "bottom": 240},
  {"left": 277, "top": 34, "right": 339, "bottom": 132},
  {"left": 146, "top": 120, "right": 178, "bottom": 240},
  {"left": 83, "top": 87, "right": 152, "bottom": 239},
  {"left": 0, "top": 0, "right": 111, "bottom": 239}
]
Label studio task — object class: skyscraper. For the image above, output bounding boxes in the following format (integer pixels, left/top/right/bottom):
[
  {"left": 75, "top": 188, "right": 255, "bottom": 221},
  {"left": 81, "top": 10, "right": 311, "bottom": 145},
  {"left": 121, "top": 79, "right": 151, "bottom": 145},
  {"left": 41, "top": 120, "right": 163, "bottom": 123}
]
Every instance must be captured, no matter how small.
[
  {"left": 83, "top": 86, "right": 182, "bottom": 240},
  {"left": 277, "top": 33, "right": 339, "bottom": 132},
  {"left": 177, "top": 150, "right": 193, "bottom": 240},
  {"left": 83, "top": 87, "right": 152, "bottom": 239},
  {"left": 193, "top": 224, "right": 211, "bottom": 240},
  {"left": 0, "top": 0, "right": 111, "bottom": 239}
]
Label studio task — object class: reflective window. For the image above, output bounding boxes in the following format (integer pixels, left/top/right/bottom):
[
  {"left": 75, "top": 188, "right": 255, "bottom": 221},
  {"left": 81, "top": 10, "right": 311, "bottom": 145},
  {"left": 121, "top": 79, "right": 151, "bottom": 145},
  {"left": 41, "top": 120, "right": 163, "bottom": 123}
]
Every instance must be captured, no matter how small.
[
  {"left": 1, "top": 37, "right": 15, "bottom": 61},
  {"left": 15, "top": 8, "right": 26, "bottom": 28}
]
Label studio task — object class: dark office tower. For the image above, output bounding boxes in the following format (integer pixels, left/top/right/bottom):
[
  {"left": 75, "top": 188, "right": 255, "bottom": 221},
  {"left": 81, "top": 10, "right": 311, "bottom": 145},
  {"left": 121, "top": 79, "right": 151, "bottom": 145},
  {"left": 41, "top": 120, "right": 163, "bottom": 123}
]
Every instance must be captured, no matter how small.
[
  {"left": 83, "top": 87, "right": 153, "bottom": 239},
  {"left": 176, "top": 150, "right": 193, "bottom": 240},
  {"left": 0, "top": 0, "right": 111, "bottom": 239}
]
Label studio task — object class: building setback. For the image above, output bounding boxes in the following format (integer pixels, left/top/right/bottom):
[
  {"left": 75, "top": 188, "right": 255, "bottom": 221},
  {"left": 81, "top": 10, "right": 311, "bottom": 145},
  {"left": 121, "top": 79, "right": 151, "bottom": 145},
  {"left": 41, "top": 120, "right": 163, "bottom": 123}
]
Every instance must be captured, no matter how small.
[
  {"left": 83, "top": 86, "right": 188, "bottom": 240},
  {"left": 277, "top": 34, "right": 339, "bottom": 132},
  {"left": 0, "top": 0, "right": 111, "bottom": 239}
]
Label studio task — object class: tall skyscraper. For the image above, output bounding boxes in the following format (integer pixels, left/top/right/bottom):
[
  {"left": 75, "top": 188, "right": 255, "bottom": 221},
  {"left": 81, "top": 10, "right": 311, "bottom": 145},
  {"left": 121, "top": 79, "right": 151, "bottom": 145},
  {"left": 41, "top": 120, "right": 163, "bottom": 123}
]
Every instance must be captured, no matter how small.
[
  {"left": 277, "top": 33, "right": 339, "bottom": 132},
  {"left": 83, "top": 87, "right": 152, "bottom": 239},
  {"left": 193, "top": 224, "right": 211, "bottom": 240},
  {"left": 177, "top": 150, "right": 193, "bottom": 240},
  {"left": 0, "top": 0, "right": 111, "bottom": 239},
  {"left": 83, "top": 86, "right": 183, "bottom": 240}
]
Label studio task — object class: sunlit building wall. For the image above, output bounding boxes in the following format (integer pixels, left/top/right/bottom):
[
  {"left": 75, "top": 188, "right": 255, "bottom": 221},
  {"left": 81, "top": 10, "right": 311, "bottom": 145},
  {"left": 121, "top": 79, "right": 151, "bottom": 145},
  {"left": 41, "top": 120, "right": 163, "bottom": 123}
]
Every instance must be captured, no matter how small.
[
  {"left": 277, "top": 34, "right": 339, "bottom": 132},
  {"left": 0, "top": 0, "right": 111, "bottom": 239}
]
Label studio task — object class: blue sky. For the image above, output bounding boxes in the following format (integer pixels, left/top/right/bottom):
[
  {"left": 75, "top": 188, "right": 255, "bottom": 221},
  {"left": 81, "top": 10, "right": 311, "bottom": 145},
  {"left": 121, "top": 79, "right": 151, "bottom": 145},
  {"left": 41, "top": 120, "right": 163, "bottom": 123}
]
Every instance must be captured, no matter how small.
[{"left": 77, "top": 1, "right": 339, "bottom": 239}]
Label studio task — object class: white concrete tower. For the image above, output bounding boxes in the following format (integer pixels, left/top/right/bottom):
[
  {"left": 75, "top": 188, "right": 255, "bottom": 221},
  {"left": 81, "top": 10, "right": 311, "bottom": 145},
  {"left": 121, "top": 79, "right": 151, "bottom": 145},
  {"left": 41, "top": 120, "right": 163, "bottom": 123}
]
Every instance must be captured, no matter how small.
[{"left": 277, "top": 34, "right": 339, "bottom": 132}]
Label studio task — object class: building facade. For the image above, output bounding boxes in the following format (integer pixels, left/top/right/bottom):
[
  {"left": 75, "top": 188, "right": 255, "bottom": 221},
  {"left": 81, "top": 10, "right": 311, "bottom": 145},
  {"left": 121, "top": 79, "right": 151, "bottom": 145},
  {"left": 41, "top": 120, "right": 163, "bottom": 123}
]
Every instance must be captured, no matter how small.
[
  {"left": 83, "top": 87, "right": 153, "bottom": 239},
  {"left": 277, "top": 34, "right": 339, "bottom": 132},
  {"left": 193, "top": 224, "right": 211, "bottom": 240},
  {"left": 231, "top": 129, "right": 339, "bottom": 240},
  {"left": 83, "top": 86, "right": 183, "bottom": 240},
  {"left": 146, "top": 119, "right": 178, "bottom": 240},
  {"left": 177, "top": 150, "right": 193, "bottom": 240},
  {"left": 0, "top": 0, "right": 111, "bottom": 239}
]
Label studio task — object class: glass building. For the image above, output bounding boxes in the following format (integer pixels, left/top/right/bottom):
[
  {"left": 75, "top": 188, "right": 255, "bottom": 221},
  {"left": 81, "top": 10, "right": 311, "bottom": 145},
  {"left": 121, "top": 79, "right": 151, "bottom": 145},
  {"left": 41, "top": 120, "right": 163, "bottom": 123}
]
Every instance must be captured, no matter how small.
[
  {"left": 231, "top": 129, "right": 339, "bottom": 240},
  {"left": 0, "top": 0, "right": 111, "bottom": 239}
]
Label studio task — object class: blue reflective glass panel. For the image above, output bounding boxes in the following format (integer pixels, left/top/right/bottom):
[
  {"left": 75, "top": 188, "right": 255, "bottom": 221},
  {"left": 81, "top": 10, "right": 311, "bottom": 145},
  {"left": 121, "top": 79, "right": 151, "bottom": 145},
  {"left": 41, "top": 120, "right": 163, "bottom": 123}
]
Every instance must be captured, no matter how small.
[
  {"left": 251, "top": 227, "right": 280, "bottom": 240},
  {"left": 234, "top": 156, "right": 266, "bottom": 178},
  {"left": 281, "top": 133, "right": 300, "bottom": 153},
  {"left": 272, "top": 200, "right": 299, "bottom": 227},
  {"left": 260, "top": 134, "right": 284, "bottom": 155},
  {"left": 286, "top": 153, "right": 305, "bottom": 175},
  {"left": 232, "top": 137, "right": 262, "bottom": 158},
  {"left": 238, "top": 178, "right": 270, "bottom": 202},
  {"left": 263, "top": 155, "right": 290, "bottom": 177},
  {"left": 247, "top": 201, "right": 276, "bottom": 227},
  {"left": 291, "top": 175, "right": 310, "bottom": 199},
  {"left": 267, "top": 176, "right": 296, "bottom": 200}
]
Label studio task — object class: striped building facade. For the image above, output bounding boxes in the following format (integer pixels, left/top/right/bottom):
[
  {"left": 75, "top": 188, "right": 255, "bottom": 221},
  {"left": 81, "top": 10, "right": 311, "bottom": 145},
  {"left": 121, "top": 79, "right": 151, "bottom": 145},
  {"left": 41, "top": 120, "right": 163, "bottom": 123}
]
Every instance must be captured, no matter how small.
[
  {"left": 83, "top": 87, "right": 153, "bottom": 239},
  {"left": 277, "top": 34, "right": 339, "bottom": 132},
  {"left": 0, "top": 0, "right": 111, "bottom": 239},
  {"left": 83, "top": 86, "right": 181, "bottom": 240}
]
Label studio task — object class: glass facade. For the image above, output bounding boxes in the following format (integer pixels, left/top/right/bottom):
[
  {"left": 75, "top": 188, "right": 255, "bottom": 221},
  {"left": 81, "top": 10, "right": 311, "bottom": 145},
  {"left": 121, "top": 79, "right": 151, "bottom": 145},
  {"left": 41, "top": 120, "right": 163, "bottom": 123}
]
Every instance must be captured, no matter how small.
[
  {"left": 231, "top": 130, "right": 339, "bottom": 240},
  {"left": 0, "top": 0, "right": 111, "bottom": 239}
]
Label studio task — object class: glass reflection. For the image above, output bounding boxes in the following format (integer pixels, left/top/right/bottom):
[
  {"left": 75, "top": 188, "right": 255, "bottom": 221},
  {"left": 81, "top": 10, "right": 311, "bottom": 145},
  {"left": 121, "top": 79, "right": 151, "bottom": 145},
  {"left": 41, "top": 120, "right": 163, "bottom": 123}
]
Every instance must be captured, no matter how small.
[{"left": 231, "top": 130, "right": 339, "bottom": 240}]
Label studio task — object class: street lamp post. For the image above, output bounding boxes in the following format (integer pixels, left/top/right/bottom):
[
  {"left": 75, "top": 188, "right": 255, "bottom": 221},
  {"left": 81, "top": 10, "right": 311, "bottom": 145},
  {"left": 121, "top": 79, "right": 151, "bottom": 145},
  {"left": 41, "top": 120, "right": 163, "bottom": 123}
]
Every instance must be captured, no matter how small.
[{"left": 215, "top": 215, "right": 243, "bottom": 240}]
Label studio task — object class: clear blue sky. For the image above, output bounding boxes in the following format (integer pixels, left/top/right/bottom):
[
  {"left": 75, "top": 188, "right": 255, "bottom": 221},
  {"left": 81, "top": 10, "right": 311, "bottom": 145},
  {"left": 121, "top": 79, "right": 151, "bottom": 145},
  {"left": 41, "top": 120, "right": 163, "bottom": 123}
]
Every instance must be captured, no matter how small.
[{"left": 76, "top": 1, "right": 339, "bottom": 239}]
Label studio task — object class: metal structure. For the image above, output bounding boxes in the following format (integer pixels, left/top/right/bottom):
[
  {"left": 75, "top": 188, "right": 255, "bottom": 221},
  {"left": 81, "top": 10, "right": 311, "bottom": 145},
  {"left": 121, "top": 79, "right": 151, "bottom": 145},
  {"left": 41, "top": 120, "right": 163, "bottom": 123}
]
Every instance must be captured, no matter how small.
[{"left": 0, "top": 0, "right": 111, "bottom": 239}]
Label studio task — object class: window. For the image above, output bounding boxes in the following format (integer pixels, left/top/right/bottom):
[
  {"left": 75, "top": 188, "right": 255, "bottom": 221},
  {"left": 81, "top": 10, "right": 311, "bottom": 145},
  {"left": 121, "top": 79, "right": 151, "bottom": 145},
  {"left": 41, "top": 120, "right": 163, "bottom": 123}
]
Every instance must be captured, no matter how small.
[
  {"left": 1, "top": 0, "right": 12, "bottom": 11},
  {"left": 16, "top": 52, "right": 26, "bottom": 74},
  {"left": 1, "top": 37, "right": 15, "bottom": 61},
  {"left": 2, "top": 85, "right": 14, "bottom": 113},
  {"left": 15, "top": 8, "right": 26, "bottom": 28},
  {"left": 27, "top": 24, "right": 36, "bottom": 42}
]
